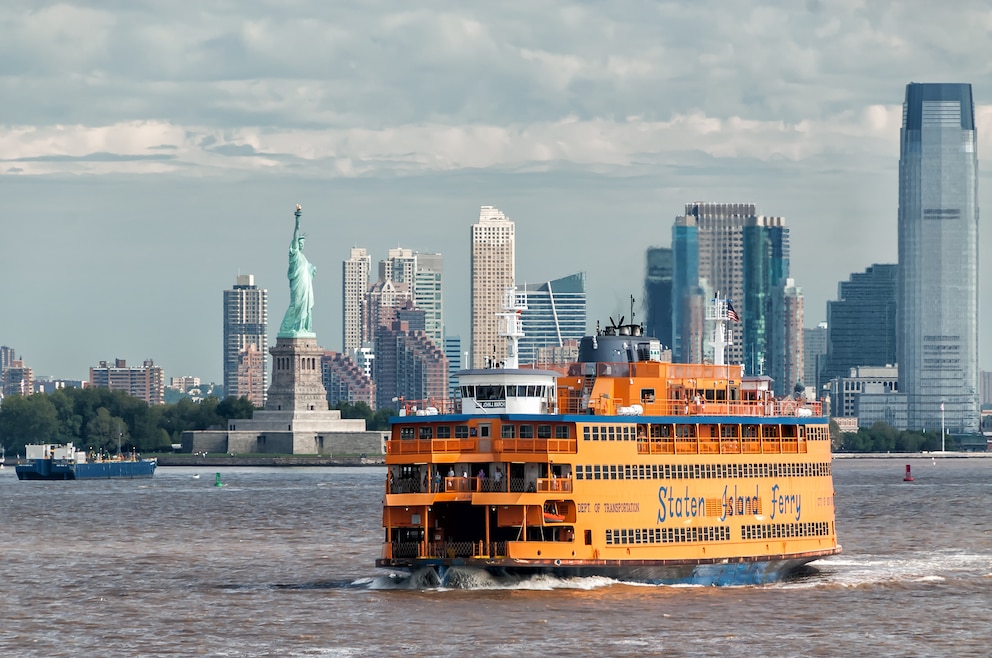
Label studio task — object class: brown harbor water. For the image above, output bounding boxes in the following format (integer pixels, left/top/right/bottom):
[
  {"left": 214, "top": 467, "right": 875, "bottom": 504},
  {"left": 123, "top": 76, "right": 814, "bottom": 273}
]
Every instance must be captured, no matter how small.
[{"left": 1, "top": 457, "right": 990, "bottom": 657}]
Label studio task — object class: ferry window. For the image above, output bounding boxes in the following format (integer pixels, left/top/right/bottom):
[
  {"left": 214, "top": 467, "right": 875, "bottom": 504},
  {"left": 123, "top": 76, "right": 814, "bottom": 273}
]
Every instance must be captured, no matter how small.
[
  {"left": 608, "top": 426, "right": 616, "bottom": 441},
  {"left": 583, "top": 426, "right": 591, "bottom": 441},
  {"left": 584, "top": 465, "right": 592, "bottom": 479},
  {"left": 400, "top": 426, "right": 415, "bottom": 439},
  {"left": 479, "top": 425, "right": 490, "bottom": 438},
  {"left": 519, "top": 425, "right": 534, "bottom": 438},
  {"left": 623, "top": 465, "right": 631, "bottom": 479},
  {"left": 437, "top": 426, "right": 451, "bottom": 439},
  {"left": 575, "top": 465, "right": 584, "bottom": 480},
  {"left": 594, "top": 465, "right": 601, "bottom": 480},
  {"left": 585, "top": 530, "right": 592, "bottom": 545},
  {"left": 537, "top": 425, "right": 552, "bottom": 439},
  {"left": 455, "top": 425, "right": 469, "bottom": 439},
  {"left": 501, "top": 424, "right": 516, "bottom": 439},
  {"left": 640, "top": 388, "right": 656, "bottom": 402},
  {"left": 419, "top": 426, "right": 433, "bottom": 439},
  {"left": 763, "top": 425, "right": 777, "bottom": 438},
  {"left": 555, "top": 425, "right": 570, "bottom": 439},
  {"left": 505, "top": 385, "right": 518, "bottom": 397},
  {"left": 609, "top": 465, "right": 618, "bottom": 480},
  {"left": 651, "top": 424, "right": 670, "bottom": 438},
  {"left": 592, "top": 426, "right": 600, "bottom": 441},
  {"left": 462, "top": 386, "right": 474, "bottom": 398}
]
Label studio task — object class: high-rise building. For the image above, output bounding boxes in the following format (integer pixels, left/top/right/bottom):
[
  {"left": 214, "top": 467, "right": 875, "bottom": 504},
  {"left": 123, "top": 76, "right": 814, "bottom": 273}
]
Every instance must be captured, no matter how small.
[
  {"left": 365, "top": 279, "right": 413, "bottom": 345},
  {"left": 673, "top": 203, "right": 797, "bottom": 381},
  {"left": 671, "top": 217, "right": 702, "bottom": 363},
  {"left": 772, "top": 279, "right": 804, "bottom": 394},
  {"left": 742, "top": 215, "right": 791, "bottom": 380},
  {"left": 673, "top": 203, "right": 751, "bottom": 365},
  {"left": 1, "top": 357, "right": 32, "bottom": 397},
  {"left": 518, "top": 273, "right": 587, "bottom": 366},
  {"left": 223, "top": 274, "right": 268, "bottom": 406},
  {"left": 321, "top": 351, "right": 376, "bottom": 409},
  {"left": 643, "top": 247, "right": 673, "bottom": 349},
  {"left": 897, "top": 82, "right": 979, "bottom": 434},
  {"left": 379, "top": 248, "right": 444, "bottom": 348},
  {"left": 803, "top": 323, "right": 828, "bottom": 395},
  {"left": 374, "top": 319, "right": 448, "bottom": 411},
  {"left": 443, "top": 335, "right": 462, "bottom": 401},
  {"left": 343, "top": 248, "right": 372, "bottom": 353},
  {"left": 0, "top": 345, "right": 15, "bottom": 388},
  {"left": 89, "top": 358, "right": 165, "bottom": 405},
  {"left": 471, "top": 205, "right": 515, "bottom": 368},
  {"left": 820, "top": 264, "right": 898, "bottom": 392}
]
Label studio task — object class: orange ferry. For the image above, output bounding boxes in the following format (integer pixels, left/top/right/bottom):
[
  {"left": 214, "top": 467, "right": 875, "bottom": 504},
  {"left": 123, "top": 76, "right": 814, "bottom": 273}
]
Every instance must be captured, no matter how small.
[{"left": 377, "top": 297, "right": 840, "bottom": 586}]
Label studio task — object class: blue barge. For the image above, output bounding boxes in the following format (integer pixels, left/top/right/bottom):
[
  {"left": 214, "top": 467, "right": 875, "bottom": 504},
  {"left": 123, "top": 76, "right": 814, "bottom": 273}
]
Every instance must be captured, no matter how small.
[{"left": 15, "top": 443, "right": 157, "bottom": 480}]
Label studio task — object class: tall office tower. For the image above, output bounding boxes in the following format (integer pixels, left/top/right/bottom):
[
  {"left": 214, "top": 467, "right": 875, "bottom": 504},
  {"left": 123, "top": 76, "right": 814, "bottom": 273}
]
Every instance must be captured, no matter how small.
[
  {"left": 742, "top": 214, "right": 790, "bottom": 379},
  {"left": 89, "top": 358, "right": 165, "bottom": 405},
  {"left": 671, "top": 216, "right": 703, "bottom": 363},
  {"left": 379, "top": 248, "right": 444, "bottom": 348},
  {"left": 443, "top": 335, "right": 462, "bottom": 400},
  {"left": 771, "top": 279, "right": 804, "bottom": 394},
  {"left": 343, "top": 248, "right": 372, "bottom": 353},
  {"left": 803, "top": 323, "right": 828, "bottom": 394},
  {"left": 643, "top": 247, "right": 673, "bottom": 348},
  {"left": 223, "top": 274, "right": 268, "bottom": 405},
  {"left": 1, "top": 357, "right": 32, "bottom": 397},
  {"left": 321, "top": 351, "right": 376, "bottom": 408},
  {"left": 518, "top": 273, "right": 588, "bottom": 366},
  {"left": 898, "top": 82, "right": 979, "bottom": 434},
  {"left": 471, "top": 205, "right": 515, "bottom": 368},
  {"left": 672, "top": 203, "right": 754, "bottom": 365},
  {"left": 819, "top": 264, "right": 898, "bottom": 392}
]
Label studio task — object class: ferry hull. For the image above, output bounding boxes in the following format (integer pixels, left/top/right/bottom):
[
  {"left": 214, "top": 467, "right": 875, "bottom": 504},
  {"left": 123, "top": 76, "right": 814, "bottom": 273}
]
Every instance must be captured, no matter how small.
[
  {"left": 377, "top": 547, "right": 840, "bottom": 586},
  {"left": 16, "top": 459, "right": 157, "bottom": 480}
]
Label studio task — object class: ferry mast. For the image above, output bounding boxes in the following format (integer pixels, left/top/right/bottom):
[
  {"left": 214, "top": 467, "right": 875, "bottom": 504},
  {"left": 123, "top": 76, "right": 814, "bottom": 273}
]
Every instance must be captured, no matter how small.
[
  {"left": 494, "top": 287, "right": 527, "bottom": 369},
  {"left": 706, "top": 295, "right": 733, "bottom": 366}
]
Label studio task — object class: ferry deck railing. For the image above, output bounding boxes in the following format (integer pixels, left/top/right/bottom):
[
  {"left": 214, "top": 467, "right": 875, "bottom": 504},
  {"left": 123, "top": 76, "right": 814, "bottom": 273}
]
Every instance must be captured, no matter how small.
[{"left": 388, "top": 476, "right": 574, "bottom": 495}]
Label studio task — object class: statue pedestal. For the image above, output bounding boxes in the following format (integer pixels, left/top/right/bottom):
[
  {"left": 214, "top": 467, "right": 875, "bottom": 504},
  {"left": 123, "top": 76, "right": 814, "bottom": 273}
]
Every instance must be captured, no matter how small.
[{"left": 266, "top": 336, "right": 327, "bottom": 412}]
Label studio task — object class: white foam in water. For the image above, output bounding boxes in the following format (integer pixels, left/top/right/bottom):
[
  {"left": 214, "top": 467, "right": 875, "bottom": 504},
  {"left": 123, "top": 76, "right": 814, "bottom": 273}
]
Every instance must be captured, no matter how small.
[
  {"left": 368, "top": 567, "right": 620, "bottom": 591},
  {"left": 780, "top": 550, "right": 992, "bottom": 589}
]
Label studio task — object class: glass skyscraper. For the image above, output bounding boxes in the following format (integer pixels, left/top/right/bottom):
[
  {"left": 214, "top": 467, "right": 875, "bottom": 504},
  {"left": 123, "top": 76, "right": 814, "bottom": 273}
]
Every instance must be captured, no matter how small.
[
  {"left": 518, "top": 273, "right": 587, "bottom": 366},
  {"left": 643, "top": 247, "right": 673, "bottom": 349},
  {"left": 820, "top": 264, "right": 898, "bottom": 392},
  {"left": 897, "top": 82, "right": 979, "bottom": 434}
]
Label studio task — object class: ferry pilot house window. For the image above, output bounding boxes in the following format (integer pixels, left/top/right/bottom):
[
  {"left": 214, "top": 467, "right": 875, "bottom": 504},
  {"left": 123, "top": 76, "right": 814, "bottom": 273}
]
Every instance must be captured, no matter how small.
[{"left": 501, "top": 424, "right": 516, "bottom": 438}]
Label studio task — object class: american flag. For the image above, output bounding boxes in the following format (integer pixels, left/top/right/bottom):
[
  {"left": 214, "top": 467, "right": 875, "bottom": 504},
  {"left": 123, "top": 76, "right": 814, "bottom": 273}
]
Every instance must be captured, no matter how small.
[{"left": 726, "top": 300, "right": 740, "bottom": 322}]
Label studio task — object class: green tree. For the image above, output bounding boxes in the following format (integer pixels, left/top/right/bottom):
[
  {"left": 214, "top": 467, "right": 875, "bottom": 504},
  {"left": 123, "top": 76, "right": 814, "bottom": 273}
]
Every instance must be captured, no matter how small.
[
  {"left": 0, "top": 393, "right": 59, "bottom": 455},
  {"left": 217, "top": 396, "right": 255, "bottom": 423},
  {"left": 85, "top": 407, "right": 128, "bottom": 453}
]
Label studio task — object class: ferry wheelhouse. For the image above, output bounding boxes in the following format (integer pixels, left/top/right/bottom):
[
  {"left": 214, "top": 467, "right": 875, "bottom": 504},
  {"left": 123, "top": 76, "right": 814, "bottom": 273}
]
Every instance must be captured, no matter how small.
[{"left": 376, "top": 297, "right": 840, "bottom": 586}]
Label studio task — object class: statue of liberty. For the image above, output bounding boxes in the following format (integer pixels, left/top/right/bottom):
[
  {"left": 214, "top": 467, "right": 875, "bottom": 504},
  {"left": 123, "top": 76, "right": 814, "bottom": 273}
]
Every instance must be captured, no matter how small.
[{"left": 278, "top": 204, "right": 317, "bottom": 337}]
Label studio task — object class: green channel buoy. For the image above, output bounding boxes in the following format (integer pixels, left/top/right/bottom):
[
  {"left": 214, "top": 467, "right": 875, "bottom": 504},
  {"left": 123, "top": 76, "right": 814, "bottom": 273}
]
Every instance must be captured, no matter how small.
[{"left": 215, "top": 472, "right": 222, "bottom": 487}]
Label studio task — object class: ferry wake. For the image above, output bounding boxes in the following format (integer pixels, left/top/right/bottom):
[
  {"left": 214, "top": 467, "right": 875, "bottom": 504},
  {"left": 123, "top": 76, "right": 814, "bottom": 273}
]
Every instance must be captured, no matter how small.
[{"left": 376, "top": 294, "right": 841, "bottom": 586}]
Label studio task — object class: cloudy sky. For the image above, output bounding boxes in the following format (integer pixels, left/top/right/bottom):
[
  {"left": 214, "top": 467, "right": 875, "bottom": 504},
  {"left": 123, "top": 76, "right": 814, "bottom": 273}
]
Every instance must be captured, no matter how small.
[{"left": 2, "top": 0, "right": 991, "bottom": 384}]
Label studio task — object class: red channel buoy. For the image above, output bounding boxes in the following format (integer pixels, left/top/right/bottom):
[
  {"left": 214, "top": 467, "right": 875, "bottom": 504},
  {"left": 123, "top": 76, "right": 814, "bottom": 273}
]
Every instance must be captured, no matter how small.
[{"left": 903, "top": 464, "right": 914, "bottom": 482}]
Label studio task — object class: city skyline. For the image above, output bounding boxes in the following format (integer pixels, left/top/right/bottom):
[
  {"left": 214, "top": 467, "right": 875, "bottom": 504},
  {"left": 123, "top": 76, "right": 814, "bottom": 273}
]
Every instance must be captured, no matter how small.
[{"left": 3, "top": 3, "right": 992, "bottom": 383}]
